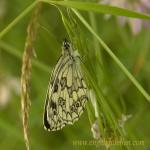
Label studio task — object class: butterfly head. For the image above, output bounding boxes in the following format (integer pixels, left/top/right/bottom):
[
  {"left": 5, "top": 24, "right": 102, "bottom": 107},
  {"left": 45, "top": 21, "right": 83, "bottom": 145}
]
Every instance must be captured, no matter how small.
[{"left": 62, "top": 39, "right": 72, "bottom": 56}]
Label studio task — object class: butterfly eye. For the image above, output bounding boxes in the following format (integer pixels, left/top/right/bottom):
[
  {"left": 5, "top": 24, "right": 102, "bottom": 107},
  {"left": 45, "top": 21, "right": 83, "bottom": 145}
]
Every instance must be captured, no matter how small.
[{"left": 63, "top": 39, "right": 70, "bottom": 50}]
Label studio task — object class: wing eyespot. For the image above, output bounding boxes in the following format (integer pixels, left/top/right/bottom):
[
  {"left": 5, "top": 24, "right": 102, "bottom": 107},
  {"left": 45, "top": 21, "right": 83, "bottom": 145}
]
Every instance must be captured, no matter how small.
[
  {"left": 58, "top": 97, "right": 66, "bottom": 106},
  {"left": 75, "top": 101, "right": 80, "bottom": 108}
]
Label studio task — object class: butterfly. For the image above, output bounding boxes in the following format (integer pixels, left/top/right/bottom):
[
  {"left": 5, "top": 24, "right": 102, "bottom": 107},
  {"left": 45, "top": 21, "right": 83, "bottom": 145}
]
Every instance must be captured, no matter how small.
[{"left": 43, "top": 39, "right": 88, "bottom": 131}]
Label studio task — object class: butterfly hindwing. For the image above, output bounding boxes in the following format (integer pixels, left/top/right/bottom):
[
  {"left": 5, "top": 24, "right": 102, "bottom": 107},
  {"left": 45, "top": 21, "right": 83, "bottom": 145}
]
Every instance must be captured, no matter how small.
[{"left": 43, "top": 40, "right": 88, "bottom": 131}]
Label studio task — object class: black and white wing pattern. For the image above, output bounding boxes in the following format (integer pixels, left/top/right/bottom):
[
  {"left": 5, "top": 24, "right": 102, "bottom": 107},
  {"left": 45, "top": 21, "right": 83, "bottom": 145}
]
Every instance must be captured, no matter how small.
[{"left": 43, "top": 39, "right": 88, "bottom": 131}]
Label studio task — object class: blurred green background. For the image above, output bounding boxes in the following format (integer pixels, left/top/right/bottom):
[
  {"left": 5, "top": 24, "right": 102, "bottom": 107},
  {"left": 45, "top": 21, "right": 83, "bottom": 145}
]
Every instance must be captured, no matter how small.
[{"left": 0, "top": 0, "right": 150, "bottom": 150}]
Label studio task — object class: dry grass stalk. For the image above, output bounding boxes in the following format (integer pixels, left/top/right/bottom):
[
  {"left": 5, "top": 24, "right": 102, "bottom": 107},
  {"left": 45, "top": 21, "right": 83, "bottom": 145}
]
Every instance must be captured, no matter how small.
[{"left": 21, "top": 3, "right": 42, "bottom": 150}]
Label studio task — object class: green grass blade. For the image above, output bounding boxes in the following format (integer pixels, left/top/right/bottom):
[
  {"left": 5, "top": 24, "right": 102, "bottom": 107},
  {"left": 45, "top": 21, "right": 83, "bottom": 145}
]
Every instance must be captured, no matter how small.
[
  {"left": 0, "top": 41, "right": 50, "bottom": 73},
  {"left": 0, "top": 1, "right": 38, "bottom": 39},
  {"left": 42, "top": 0, "right": 150, "bottom": 20},
  {"left": 72, "top": 9, "right": 150, "bottom": 102}
]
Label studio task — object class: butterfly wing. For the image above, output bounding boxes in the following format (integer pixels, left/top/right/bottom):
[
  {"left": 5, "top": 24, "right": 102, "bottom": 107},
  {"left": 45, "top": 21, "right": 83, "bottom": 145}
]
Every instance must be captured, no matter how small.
[
  {"left": 57, "top": 60, "right": 88, "bottom": 125},
  {"left": 44, "top": 52, "right": 88, "bottom": 131},
  {"left": 43, "top": 54, "right": 70, "bottom": 131}
]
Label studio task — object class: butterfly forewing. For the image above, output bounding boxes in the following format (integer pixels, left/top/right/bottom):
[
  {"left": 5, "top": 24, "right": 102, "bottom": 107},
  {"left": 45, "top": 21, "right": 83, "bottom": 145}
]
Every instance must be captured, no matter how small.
[{"left": 43, "top": 40, "right": 88, "bottom": 131}]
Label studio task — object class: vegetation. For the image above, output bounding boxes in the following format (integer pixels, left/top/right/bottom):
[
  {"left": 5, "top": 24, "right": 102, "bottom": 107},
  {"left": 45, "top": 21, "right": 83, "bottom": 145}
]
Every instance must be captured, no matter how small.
[{"left": 0, "top": 0, "right": 150, "bottom": 150}]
